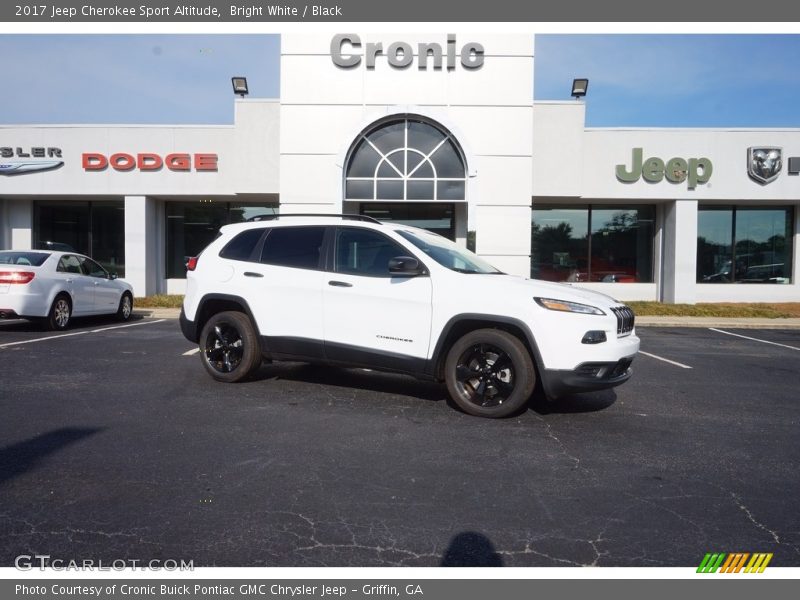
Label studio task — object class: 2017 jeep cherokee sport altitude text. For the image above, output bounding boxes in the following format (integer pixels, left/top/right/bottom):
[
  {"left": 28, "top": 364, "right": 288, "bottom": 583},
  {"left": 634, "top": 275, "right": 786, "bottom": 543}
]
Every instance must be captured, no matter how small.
[{"left": 180, "top": 214, "right": 640, "bottom": 418}]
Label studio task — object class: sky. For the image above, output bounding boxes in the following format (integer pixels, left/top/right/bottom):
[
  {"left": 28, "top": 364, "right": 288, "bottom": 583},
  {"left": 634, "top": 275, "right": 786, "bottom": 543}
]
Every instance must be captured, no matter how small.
[
  {"left": 2, "top": 34, "right": 800, "bottom": 127},
  {"left": 0, "top": 35, "right": 280, "bottom": 124},
  {"left": 535, "top": 34, "right": 800, "bottom": 127}
]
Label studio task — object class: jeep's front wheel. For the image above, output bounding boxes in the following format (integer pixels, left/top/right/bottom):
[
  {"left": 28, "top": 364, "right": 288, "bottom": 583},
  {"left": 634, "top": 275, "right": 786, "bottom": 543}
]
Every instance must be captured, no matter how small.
[
  {"left": 444, "top": 329, "right": 535, "bottom": 418},
  {"left": 200, "top": 311, "right": 262, "bottom": 382}
]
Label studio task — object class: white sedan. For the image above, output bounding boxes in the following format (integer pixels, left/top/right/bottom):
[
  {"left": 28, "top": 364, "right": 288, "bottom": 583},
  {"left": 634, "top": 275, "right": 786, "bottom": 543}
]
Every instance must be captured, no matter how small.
[{"left": 0, "top": 250, "right": 133, "bottom": 330}]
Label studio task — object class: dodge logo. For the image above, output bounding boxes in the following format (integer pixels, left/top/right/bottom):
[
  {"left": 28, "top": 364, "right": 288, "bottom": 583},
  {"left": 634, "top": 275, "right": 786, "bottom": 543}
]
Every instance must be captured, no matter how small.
[{"left": 748, "top": 147, "right": 782, "bottom": 184}]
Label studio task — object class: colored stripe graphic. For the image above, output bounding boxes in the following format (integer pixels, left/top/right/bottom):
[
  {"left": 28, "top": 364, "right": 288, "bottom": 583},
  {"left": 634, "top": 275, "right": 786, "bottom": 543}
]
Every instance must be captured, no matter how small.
[
  {"left": 697, "top": 553, "right": 727, "bottom": 573},
  {"left": 698, "top": 552, "right": 773, "bottom": 573},
  {"left": 720, "top": 553, "right": 749, "bottom": 573},
  {"left": 744, "top": 553, "right": 773, "bottom": 573}
]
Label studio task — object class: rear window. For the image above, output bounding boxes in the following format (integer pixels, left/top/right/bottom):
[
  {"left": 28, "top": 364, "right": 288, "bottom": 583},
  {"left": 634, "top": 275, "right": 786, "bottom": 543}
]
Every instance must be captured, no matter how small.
[
  {"left": 0, "top": 251, "right": 50, "bottom": 267},
  {"left": 260, "top": 226, "right": 326, "bottom": 270},
  {"left": 219, "top": 228, "right": 266, "bottom": 262}
]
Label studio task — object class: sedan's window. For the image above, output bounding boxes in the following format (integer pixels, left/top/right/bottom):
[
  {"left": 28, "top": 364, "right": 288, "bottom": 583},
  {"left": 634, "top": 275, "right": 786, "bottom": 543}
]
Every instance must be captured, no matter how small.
[
  {"left": 80, "top": 257, "right": 108, "bottom": 278},
  {"left": 0, "top": 251, "right": 50, "bottom": 267},
  {"left": 219, "top": 228, "right": 266, "bottom": 262},
  {"left": 260, "top": 226, "right": 326, "bottom": 270},
  {"left": 57, "top": 255, "right": 83, "bottom": 274},
  {"left": 335, "top": 228, "right": 408, "bottom": 277}
]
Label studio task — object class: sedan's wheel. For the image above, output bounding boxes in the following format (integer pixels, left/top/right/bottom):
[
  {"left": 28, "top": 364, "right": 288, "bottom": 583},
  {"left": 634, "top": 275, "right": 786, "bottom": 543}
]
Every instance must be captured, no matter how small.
[
  {"left": 444, "top": 329, "right": 535, "bottom": 418},
  {"left": 46, "top": 295, "right": 72, "bottom": 331},
  {"left": 199, "top": 311, "right": 262, "bottom": 383},
  {"left": 116, "top": 292, "right": 133, "bottom": 321}
]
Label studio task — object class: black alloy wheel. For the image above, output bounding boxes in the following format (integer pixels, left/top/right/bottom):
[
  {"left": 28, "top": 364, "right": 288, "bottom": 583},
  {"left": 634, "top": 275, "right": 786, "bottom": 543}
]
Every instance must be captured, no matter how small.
[
  {"left": 444, "top": 329, "right": 535, "bottom": 418},
  {"left": 199, "top": 311, "right": 262, "bottom": 382},
  {"left": 204, "top": 322, "right": 245, "bottom": 374},
  {"left": 454, "top": 343, "right": 516, "bottom": 408}
]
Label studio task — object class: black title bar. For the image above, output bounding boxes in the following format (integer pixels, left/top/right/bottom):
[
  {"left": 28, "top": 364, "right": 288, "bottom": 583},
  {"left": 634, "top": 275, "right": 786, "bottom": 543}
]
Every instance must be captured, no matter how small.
[{"left": 1, "top": 0, "right": 795, "bottom": 22}]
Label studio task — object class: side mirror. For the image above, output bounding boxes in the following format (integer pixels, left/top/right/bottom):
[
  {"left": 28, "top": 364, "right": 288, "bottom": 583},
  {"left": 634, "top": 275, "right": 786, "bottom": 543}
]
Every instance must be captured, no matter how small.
[
  {"left": 109, "top": 273, "right": 118, "bottom": 280},
  {"left": 388, "top": 256, "right": 425, "bottom": 276}
]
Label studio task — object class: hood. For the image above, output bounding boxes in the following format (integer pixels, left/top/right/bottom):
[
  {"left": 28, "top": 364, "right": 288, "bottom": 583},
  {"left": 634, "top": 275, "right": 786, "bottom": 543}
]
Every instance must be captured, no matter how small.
[{"left": 485, "top": 274, "right": 622, "bottom": 309}]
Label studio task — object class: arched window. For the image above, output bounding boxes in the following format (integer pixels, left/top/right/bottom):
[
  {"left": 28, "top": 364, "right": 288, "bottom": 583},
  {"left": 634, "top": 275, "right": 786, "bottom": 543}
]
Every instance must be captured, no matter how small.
[{"left": 344, "top": 118, "right": 466, "bottom": 202}]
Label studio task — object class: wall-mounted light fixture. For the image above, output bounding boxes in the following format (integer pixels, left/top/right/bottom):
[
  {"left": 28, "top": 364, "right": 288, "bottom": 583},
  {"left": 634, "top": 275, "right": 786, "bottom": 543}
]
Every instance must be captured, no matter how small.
[
  {"left": 231, "top": 76, "right": 249, "bottom": 97},
  {"left": 571, "top": 78, "right": 589, "bottom": 99}
]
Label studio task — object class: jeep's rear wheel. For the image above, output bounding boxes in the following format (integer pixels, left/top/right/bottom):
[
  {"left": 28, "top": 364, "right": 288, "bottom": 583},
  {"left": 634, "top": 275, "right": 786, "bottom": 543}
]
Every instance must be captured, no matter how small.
[
  {"left": 200, "top": 311, "right": 262, "bottom": 382},
  {"left": 444, "top": 329, "right": 535, "bottom": 418}
]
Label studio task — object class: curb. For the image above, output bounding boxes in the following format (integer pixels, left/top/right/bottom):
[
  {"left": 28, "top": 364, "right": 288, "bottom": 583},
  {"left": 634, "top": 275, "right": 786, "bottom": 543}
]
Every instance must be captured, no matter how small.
[
  {"left": 636, "top": 317, "right": 800, "bottom": 329},
  {"left": 133, "top": 307, "right": 181, "bottom": 319}
]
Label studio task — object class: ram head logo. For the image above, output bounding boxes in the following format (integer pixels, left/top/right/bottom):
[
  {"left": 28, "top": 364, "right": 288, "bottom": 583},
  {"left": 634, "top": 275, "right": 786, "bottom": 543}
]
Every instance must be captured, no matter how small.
[{"left": 748, "top": 147, "right": 782, "bottom": 184}]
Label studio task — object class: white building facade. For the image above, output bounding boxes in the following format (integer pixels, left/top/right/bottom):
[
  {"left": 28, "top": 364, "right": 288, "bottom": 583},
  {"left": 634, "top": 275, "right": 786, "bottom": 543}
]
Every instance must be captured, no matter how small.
[{"left": 1, "top": 33, "right": 798, "bottom": 303}]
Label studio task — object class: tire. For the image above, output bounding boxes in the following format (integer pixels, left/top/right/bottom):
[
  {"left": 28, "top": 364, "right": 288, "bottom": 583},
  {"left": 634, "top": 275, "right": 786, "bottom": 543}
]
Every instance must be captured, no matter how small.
[
  {"left": 199, "top": 311, "right": 262, "bottom": 383},
  {"left": 116, "top": 292, "right": 133, "bottom": 322},
  {"left": 444, "top": 328, "right": 536, "bottom": 418},
  {"left": 46, "top": 294, "right": 72, "bottom": 331}
]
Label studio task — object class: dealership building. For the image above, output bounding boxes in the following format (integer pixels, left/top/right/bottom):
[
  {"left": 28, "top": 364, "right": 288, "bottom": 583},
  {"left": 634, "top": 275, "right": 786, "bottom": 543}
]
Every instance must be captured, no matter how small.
[{"left": 1, "top": 33, "right": 798, "bottom": 303}]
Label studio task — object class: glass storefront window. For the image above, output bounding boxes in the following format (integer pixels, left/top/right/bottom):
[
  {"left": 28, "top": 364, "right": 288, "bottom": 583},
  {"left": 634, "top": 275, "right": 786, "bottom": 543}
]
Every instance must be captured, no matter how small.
[
  {"left": 166, "top": 202, "right": 277, "bottom": 278},
  {"left": 91, "top": 202, "right": 126, "bottom": 277},
  {"left": 531, "top": 207, "right": 589, "bottom": 282},
  {"left": 34, "top": 201, "right": 125, "bottom": 277},
  {"left": 531, "top": 205, "right": 655, "bottom": 283},
  {"left": 697, "top": 209, "right": 733, "bottom": 282},
  {"left": 697, "top": 207, "right": 793, "bottom": 283},
  {"left": 591, "top": 207, "right": 655, "bottom": 284},
  {"left": 360, "top": 203, "right": 455, "bottom": 240}
]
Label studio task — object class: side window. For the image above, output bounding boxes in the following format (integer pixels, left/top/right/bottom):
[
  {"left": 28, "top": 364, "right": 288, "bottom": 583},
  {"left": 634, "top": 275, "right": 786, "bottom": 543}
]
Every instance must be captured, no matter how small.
[
  {"left": 219, "top": 228, "right": 266, "bottom": 262},
  {"left": 260, "top": 226, "right": 326, "bottom": 270},
  {"left": 335, "top": 228, "right": 408, "bottom": 277},
  {"left": 80, "top": 257, "right": 108, "bottom": 278},
  {"left": 57, "top": 255, "right": 82, "bottom": 274}
]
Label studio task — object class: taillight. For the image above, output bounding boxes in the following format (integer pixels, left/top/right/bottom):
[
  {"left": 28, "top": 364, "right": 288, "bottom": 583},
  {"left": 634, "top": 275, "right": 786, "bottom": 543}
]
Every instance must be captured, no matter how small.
[
  {"left": 186, "top": 257, "right": 199, "bottom": 271},
  {"left": 0, "top": 271, "right": 35, "bottom": 284}
]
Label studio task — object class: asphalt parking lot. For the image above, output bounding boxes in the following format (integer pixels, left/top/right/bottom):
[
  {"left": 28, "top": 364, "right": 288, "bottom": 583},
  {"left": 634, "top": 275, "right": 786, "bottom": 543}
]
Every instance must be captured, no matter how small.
[{"left": 0, "top": 316, "right": 798, "bottom": 567}]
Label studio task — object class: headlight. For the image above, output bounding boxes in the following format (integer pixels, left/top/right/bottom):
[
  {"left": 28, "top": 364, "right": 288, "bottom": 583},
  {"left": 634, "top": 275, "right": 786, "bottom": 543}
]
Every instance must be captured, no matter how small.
[{"left": 534, "top": 297, "right": 605, "bottom": 315}]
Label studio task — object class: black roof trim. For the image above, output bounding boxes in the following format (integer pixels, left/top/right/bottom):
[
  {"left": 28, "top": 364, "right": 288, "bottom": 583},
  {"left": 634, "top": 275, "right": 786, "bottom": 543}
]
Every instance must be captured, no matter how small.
[{"left": 245, "top": 213, "right": 381, "bottom": 225}]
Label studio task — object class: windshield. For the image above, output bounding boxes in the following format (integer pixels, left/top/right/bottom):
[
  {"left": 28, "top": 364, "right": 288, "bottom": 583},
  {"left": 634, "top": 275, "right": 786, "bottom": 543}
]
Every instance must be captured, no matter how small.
[
  {"left": 0, "top": 251, "right": 51, "bottom": 267},
  {"left": 397, "top": 229, "right": 502, "bottom": 274}
]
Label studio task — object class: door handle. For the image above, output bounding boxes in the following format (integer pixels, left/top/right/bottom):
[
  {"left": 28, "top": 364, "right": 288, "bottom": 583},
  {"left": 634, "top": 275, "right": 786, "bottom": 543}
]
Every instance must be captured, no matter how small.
[
  {"left": 65, "top": 278, "right": 73, "bottom": 283},
  {"left": 94, "top": 281, "right": 100, "bottom": 286},
  {"left": 328, "top": 280, "right": 353, "bottom": 287},
  {"left": 243, "top": 272, "right": 264, "bottom": 278}
]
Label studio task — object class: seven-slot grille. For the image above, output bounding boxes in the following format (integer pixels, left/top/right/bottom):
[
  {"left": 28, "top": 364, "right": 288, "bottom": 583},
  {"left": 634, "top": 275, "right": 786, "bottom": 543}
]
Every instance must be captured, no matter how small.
[{"left": 611, "top": 305, "right": 635, "bottom": 336}]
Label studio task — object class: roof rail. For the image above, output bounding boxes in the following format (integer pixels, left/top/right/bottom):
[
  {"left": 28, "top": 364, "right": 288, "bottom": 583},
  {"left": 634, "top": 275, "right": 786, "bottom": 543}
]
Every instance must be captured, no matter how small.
[{"left": 245, "top": 213, "right": 382, "bottom": 225}]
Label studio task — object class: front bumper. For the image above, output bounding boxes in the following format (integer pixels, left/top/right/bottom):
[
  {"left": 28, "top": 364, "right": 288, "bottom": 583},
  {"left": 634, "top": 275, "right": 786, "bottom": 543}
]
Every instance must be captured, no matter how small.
[{"left": 541, "top": 355, "right": 635, "bottom": 399}]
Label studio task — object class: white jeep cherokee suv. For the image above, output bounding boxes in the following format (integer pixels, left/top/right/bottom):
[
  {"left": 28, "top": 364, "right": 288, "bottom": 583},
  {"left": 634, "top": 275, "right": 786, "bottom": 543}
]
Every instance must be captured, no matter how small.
[{"left": 180, "top": 214, "right": 639, "bottom": 418}]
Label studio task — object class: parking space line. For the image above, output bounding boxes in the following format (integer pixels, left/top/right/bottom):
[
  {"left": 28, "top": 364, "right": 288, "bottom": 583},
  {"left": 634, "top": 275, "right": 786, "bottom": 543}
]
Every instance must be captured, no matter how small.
[
  {"left": 90, "top": 319, "right": 166, "bottom": 333},
  {"left": 0, "top": 319, "right": 167, "bottom": 349},
  {"left": 0, "top": 330, "right": 89, "bottom": 348},
  {"left": 182, "top": 347, "right": 200, "bottom": 356},
  {"left": 638, "top": 350, "right": 693, "bottom": 369},
  {"left": 709, "top": 328, "right": 800, "bottom": 351}
]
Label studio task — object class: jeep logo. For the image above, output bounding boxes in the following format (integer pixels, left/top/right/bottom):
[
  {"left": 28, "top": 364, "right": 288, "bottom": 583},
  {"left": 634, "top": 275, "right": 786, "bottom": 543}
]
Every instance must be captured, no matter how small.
[{"left": 616, "top": 148, "right": 713, "bottom": 190}]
